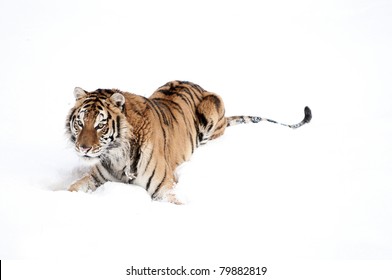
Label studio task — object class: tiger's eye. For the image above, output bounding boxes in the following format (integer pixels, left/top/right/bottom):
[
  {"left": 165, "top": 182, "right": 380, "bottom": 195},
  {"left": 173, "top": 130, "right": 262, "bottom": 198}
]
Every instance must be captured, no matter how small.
[
  {"left": 77, "top": 120, "right": 83, "bottom": 127},
  {"left": 97, "top": 123, "right": 105, "bottom": 129}
]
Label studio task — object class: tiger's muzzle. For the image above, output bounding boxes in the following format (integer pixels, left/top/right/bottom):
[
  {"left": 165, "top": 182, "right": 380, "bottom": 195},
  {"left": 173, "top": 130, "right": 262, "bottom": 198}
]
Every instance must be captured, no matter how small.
[{"left": 75, "top": 143, "right": 102, "bottom": 158}]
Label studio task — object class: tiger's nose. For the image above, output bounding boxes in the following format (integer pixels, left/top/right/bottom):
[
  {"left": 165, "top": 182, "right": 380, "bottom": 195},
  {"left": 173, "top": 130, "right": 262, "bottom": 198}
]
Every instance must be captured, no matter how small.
[{"left": 79, "top": 145, "right": 92, "bottom": 154}]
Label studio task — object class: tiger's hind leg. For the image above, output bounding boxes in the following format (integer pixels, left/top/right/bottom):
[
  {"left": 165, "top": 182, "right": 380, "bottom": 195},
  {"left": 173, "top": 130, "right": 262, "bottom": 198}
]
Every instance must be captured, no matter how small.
[{"left": 196, "top": 93, "right": 227, "bottom": 145}]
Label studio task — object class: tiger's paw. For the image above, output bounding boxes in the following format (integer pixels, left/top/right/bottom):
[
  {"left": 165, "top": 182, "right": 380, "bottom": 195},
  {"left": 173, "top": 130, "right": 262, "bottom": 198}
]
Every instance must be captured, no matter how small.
[
  {"left": 153, "top": 191, "right": 184, "bottom": 205},
  {"left": 68, "top": 183, "right": 89, "bottom": 193},
  {"left": 68, "top": 175, "right": 96, "bottom": 193},
  {"left": 165, "top": 193, "right": 184, "bottom": 205}
]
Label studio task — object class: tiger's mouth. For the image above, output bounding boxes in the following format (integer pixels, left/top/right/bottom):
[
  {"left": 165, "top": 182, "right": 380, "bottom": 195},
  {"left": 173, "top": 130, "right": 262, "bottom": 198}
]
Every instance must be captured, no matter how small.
[
  {"left": 79, "top": 154, "right": 101, "bottom": 165},
  {"left": 75, "top": 146, "right": 102, "bottom": 158},
  {"left": 75, "top": 149, "right": 102, "bottom": 165},
  {"left": 79, "top": 152, "right": 101, "bottom": 158}
]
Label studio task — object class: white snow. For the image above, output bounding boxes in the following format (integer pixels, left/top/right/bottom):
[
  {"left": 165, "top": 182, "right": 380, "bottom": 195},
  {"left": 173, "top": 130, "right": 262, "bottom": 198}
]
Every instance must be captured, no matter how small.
[{"left": 1, "top": 0, "right": 392, "bottom": 268}]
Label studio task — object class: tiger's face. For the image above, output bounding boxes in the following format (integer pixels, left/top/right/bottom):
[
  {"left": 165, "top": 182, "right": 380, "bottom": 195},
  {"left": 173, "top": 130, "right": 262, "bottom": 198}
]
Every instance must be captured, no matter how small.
[
  {"left": 67, "top": 87, "right": 126, "bottom": 160},
  {"left": 71, "top": 107, "right": 112, "bottom": 158}
]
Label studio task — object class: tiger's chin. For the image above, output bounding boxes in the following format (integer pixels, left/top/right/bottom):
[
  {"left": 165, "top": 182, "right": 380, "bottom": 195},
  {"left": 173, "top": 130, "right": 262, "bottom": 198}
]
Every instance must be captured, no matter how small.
[{"left": 79, "top": 154, "right": 101, "bottom": 165}]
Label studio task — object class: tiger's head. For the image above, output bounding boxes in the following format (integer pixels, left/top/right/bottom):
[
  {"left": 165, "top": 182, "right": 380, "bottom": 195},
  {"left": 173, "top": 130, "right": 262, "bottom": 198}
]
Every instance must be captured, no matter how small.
[{"left": 66, "top": 87, "right": 129, "bottom": 160}]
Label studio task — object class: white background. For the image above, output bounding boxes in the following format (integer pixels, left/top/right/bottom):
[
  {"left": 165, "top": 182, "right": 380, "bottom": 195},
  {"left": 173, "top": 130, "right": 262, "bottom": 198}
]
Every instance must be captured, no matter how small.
[{"left": 1, "top": 0, "right": 392, "bottom": 278}]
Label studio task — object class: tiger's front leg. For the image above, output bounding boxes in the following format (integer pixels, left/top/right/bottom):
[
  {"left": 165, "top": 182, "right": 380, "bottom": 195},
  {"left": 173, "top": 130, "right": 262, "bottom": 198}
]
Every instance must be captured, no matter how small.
[
  {"left": 152, "top": 185, "right": 183, "bottom": 205},
  {"left": 150, "top": 175, "right": 183, "bottom": 205},
  {"left": 68, "top": 173, "right": 102, "bottom": 192}
]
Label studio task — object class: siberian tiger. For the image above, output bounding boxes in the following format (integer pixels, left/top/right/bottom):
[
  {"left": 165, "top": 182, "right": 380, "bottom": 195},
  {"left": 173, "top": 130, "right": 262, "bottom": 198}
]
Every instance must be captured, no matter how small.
[{"left": 66, "top": 80, "right": 312, "bottom": 204}]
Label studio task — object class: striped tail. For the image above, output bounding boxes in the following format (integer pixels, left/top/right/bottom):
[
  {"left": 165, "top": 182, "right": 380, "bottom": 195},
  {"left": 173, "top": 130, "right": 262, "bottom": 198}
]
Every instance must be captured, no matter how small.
[{"left": 226, "top": 106, "right": 312, "bottom": 129}]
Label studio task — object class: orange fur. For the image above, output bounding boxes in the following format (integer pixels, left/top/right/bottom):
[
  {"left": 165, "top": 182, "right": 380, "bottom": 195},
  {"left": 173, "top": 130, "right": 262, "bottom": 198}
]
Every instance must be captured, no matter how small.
[{"left": 66, "top": 81, "right": 227, "bottom": 204}]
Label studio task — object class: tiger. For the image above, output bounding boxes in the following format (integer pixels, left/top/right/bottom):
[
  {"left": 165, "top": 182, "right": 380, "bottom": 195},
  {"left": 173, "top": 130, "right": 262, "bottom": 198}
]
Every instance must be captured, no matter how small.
[{"left": 66, "top": 80, "right": 312, "bottom": 204}]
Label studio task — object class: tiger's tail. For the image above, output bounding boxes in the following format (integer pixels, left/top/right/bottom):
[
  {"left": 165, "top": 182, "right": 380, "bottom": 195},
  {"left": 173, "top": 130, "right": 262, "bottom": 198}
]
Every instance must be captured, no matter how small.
[{"left": 226, "top": 106, "right": 312, "bottom": 129}]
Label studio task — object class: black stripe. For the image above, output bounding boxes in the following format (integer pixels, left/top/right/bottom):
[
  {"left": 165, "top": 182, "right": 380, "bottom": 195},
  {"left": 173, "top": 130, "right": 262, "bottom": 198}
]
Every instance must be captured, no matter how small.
[
  {"left": 156, "top": 105, "right": 170, "bottom": 126},
  {"left": 146, "top": 167, "right": 156, "bottom": 191},
  {"left": 198, "top": 132, "right": 204, "bottom": 143},
  {"left": 183, "top": 110, "right": 198, "bottom": 147},
  {"left": 95, "top": 166, "right": 106, "bottom": 183},
  {"left": 130, "top": 141, "right": 141, "bottom": 175},
  {"left": 116, "top": 116, "right": 121, "bottom": 137},
  {"left": 90, "top": 174, "right": 100, "bottom": 187},
  {"left": 109, "top": 123, "right": 115, "bottom": 141},
  {"left": 267, "top": 119, "right": 277, "bottom": 124},
  {"left": 152, "top": 98, "right": 185, "bottom": 115},
  {"left": 153, "top": 99, "right": 178, "bottom": 125},
  {"left": 152, "top": 169, "right": 167, "bottom": 198},
  {"left": 194, "top": 118, "right": 201, "bottom": 147},
  {"left": 181, "top": 87, "right": 199, "bottom": 107},
  {"left": 84, "top": 98, "right": 105, "bottom": 109},
  {"left": 217, "top": 113, "right": 225, "bottom": 123},
  {"left": 159, "top": 92, "right": 194, "bottom": 111},
  {"left": 145, "top": 98, "right": 168, "bottom": 126},
  {"left": 100, "top": 155, "right": 114, "bottom": 176},
  {"left": 154, "top": 81, "right": 204, "bottom": 111},
  {"left": 145, "top": 99, "right": 168, "bottom": 155},
  {"left": 196, "top": 111, "right": 208, "bottom": 127},
  {"left": 66, "top": 111, "right": 77, "bottom": 133},
  {"left": 206, "top": 122, "right": 214, "bottom": 132},
  {"left": 158, "top": 89, "right": 175, "bottom": 96},
  {"left": 161, "top": 126, "right": 167, "bottom": 155},
  {"left": 179, "top": 81, "right": 206, "bottom": 93},
  {"left": 186, "top": 85, "right": 203, "bottom": 101},
  {"left": 193, "top": 84, "right": 206, "bottom": 93}
]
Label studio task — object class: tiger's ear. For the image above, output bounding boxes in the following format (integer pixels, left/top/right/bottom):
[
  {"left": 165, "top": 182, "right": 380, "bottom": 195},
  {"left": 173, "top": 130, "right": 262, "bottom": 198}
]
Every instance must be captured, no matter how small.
[
  {"left": 110, "top": 92, "right": 125, "bottom": 108},
  {"left": 74, "top": 87, "right": 87, "bottom": 100}
]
